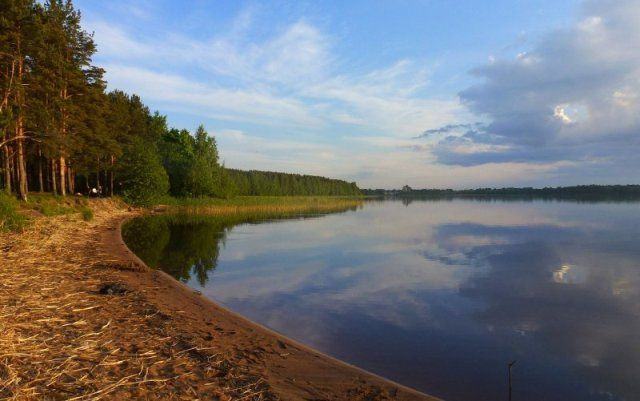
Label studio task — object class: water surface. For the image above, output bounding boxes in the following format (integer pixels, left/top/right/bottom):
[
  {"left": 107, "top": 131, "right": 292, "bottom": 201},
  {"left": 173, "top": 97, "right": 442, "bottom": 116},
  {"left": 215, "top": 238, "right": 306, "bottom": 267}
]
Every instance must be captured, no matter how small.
[{"left": 123, "top": 199, "right": 640, "bottom": 401}]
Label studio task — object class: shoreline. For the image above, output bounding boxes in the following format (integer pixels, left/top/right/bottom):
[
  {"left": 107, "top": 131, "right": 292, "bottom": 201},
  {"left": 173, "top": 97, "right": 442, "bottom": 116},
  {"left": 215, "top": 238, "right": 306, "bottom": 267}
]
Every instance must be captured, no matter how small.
[
  {"left": 1, "top": 198, "right": 440, "bottom": 400},
  {"left": 111, "top": 211, "right": 440, "bottom": 400}
]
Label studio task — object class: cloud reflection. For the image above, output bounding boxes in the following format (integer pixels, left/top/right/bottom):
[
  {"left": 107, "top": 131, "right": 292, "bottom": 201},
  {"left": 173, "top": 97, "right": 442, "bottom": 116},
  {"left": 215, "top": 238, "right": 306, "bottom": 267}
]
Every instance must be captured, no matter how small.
[{"left": 130, "top": 200, "right": 640, "bottom": 400}]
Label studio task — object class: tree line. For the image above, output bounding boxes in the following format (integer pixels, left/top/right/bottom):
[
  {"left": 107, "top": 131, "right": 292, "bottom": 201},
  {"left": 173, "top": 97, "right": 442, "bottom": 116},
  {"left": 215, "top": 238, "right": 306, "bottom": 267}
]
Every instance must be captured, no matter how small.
[
  {"left": 364, "top": 185, "right": 640, "bottom": 201},
  {"left": 227, "top": 169, "right": 361, "bottom": 196},
  {"left": 0, "top": 0, "right": 360, "bottom": 205}
]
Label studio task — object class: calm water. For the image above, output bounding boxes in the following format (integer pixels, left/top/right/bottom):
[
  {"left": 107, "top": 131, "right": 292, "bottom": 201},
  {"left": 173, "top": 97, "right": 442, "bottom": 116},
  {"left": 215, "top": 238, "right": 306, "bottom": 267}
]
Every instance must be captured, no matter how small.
[{"left": 123, "top": 199, "right": 640, "bottom": 401}]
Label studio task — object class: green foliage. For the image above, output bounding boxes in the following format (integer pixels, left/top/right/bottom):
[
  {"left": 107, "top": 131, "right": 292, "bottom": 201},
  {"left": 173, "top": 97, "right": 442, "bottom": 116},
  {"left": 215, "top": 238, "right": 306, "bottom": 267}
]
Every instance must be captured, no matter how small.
[
  {"left": 0, "top": 192, "right": 27, "bottom": 232},
  {"left": 185, "top": 154, "right": 219, "bottom": 197},
  {"left": 216, "top": 166, "right": 238, "bottom": 199},
  {"left": 80, "top": 206, "right": 93, "bottom": 221},
  {"left": 226, "top": 169, "right": 361, "bottom": 196},
  {"left": 158, "top": 128, "right": 194, "bottom": 196},
  {"left": 159, "top": 125, "right": 234, "bottom": 198},
  {"left": 117, "top": 139, "right": 169, "bottom": 207}
]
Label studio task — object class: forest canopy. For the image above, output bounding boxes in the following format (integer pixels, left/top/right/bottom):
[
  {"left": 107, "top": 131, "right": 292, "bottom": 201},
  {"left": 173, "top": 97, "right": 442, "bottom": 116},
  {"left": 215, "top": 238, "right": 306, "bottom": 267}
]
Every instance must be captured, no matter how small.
[
  {"left": 227, "top": 169, "right": 361, "bottom": 197},
  {"left": 0, "top": 0, "right": 360, "bottom": 205}
]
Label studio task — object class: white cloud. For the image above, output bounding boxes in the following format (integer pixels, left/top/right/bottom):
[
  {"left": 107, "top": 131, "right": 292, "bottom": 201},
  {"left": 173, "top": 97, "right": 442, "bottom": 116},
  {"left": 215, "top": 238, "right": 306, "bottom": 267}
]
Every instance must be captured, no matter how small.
[
  {"left": 102, "top": 64, "right": 323, "bottom": 128},
  {"left": 86, "top": 11, "right": 466, "bottom": 138},
  {"left": 451, "top": 0, "right": 640, "bottom": 158},
  {"left": 84, "top": 2, "right": 640, "bottom": 188}
]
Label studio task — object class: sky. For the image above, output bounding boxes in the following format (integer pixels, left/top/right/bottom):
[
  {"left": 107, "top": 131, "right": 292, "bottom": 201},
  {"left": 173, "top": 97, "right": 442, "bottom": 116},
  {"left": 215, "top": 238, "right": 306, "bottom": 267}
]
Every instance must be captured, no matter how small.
[{"left": 74, "top": 0, "right": 640, "bottom": 189}]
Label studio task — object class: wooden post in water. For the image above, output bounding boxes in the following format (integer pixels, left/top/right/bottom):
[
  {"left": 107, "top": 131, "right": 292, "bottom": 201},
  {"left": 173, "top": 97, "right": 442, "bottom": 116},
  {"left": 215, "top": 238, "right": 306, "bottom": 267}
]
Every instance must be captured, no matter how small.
[{"left": 508, "top": 360, "right": 517, "bottom": 401}]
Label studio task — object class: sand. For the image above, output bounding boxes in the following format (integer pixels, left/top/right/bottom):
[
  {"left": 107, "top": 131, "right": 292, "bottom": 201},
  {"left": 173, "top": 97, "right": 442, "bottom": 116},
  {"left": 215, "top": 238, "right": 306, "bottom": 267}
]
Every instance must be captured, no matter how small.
[{"left": 0, "top": 198, "right": 440, "bottom": 401}]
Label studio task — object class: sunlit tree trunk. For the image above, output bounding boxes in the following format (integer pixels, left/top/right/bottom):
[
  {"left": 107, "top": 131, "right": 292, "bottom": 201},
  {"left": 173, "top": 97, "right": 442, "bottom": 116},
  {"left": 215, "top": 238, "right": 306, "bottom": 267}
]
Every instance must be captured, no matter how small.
[
  {"left": 67, "top": 164, "right": 74, "bottom": 194},
  {"left": 58, "top": 84, "right": 68, "bottom": 196},
  {"left": 15, "top": 116, "right": 28, "bottom": 201},
  {"left": 59, "top": 155, "right": 66, "bottom": 196},
  {"left": 14, "top": 38, "right": 28, "bottom": 201},
  {"left": 51, "top": 158, "right": 57, "bottom": 195}
]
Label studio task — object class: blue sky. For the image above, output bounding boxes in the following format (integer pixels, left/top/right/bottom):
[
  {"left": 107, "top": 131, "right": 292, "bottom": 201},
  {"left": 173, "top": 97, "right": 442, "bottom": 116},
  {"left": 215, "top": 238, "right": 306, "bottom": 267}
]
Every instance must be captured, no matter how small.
[{"left": 75, "top": 0, "right": 640, "bottom": 189}]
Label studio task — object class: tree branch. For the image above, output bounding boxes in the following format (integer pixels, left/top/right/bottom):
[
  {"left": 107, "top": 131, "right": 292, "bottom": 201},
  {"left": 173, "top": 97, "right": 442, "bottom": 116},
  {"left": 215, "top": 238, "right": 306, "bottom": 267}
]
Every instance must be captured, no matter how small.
[{"left": 0, "top": 135, "right": 42, "bottom": 149}]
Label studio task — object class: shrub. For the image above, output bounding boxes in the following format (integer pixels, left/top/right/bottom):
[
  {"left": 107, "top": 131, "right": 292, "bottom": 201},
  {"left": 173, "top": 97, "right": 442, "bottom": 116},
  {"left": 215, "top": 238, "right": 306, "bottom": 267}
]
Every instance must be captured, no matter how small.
[{"left": 81, "top": 207, "right": 93, "bottom": 221}]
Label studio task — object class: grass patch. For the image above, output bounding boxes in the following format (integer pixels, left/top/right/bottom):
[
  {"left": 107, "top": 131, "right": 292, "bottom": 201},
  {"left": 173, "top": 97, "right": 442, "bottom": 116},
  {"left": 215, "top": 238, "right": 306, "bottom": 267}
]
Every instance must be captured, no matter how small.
[
  {"left": 27, "top": 194, "right": 78, "bottom": 216},
  {"left": 81, "top": 207, "right": 94, "bottom": 221},
  {"left": 0, "top": 192, "right": 28, "bottom": 232},
  {"left": 21, "top": 193, "right": 100, "bottom": 222}
]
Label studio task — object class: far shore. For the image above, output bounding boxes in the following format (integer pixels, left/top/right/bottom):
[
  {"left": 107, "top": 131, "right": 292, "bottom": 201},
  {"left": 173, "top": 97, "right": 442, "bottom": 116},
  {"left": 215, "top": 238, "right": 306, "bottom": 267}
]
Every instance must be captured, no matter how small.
[{"left": 1, "top": 198, "right": 440, "bottom": 401}]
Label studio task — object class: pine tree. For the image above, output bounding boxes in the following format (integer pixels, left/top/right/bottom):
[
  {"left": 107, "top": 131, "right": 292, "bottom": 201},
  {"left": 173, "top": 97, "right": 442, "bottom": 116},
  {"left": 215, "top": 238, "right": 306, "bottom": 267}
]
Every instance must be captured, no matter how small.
[
  {"left": 35, "top": 0, "right": 99, "bottom": 195},
  {"left": 0, "top": 0, "right": 37, "bottom": 200}
]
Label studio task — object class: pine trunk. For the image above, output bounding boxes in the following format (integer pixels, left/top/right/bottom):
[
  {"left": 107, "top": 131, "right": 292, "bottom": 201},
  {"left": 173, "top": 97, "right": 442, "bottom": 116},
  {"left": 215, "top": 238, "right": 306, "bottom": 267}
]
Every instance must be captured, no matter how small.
[
  {"left": 2, "top": 144, "right": 11, "bottom": 194},
  {"left": 51, "top": 159, "right": 57, "bottom": 195},
  {"left": 110, "top": 155, "right": 115, "bottom": 196},
  {"left": 38, "top": 148, "right": 44, "bottom": 192},
  {"left": 1, "top": 54, "right": 15, "bottom": 195},
  {"left": 59, "top": 156, "right": 66, "bottom": 196},
  {"left": 44, "top": 156, "right": 50, "bottom": 192},
  {"left": 67, "top": 165, "right": 74, "bottom": 194},
  {"left": 11, "top": 147, "right": 18, "bottom": 191},
  {"left": 96, "top": 157, "right": 100, "bottom": 190},
  {"left": 59, "top": 82, "right": 68, "bottom": 196},
  {"left": 15, "top": 39, "right": 28, "bottom": 201},
  {"left": 16, "top": 118, "right": 28, "bottom": 201}
]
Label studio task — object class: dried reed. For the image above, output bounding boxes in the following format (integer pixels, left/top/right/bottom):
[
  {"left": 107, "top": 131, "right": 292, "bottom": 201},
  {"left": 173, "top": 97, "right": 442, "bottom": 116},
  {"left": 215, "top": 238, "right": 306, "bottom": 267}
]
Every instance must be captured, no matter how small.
[{"left": 0, "top": 199, "right": 277, "bottom": 400}]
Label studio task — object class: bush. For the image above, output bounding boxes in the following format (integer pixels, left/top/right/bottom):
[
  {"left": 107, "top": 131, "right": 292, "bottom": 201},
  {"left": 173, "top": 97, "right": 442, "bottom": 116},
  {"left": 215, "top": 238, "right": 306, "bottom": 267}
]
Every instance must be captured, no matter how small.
[
  {"left": 81, "top": 207, "right": 93, "bottom": 221},
  {"left": 0, "top": 192, "right": 27, "bottom": 232}
]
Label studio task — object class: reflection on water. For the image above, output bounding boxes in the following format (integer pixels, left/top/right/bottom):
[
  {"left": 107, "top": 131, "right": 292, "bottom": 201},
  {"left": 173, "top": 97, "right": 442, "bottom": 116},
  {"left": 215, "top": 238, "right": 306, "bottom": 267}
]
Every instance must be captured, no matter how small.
[{"left": 123, "top": 199, "right": 640, "bottom": 401}]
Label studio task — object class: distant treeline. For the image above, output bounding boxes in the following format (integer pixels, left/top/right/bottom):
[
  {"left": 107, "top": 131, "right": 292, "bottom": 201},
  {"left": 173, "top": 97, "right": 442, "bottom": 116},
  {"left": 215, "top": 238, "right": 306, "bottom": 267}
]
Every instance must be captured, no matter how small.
[
  {"left": 227, "top": 169, "right": 361, "bottom": 196},
  {"left": 0, "top": 0, "right": 358, "bottom": 205},
  {"left": 364, "top": 185, "right": 640, "bottom": 200}
]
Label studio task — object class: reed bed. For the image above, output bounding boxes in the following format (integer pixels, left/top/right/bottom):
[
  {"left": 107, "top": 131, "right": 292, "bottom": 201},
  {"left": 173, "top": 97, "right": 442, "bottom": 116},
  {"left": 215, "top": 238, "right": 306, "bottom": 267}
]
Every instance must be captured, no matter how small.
[
  {"left": 164, "top": 196, "right": 363, "bottom": 217},
  {"left": 0, "top": 199, "right": 278, "bottom": 400}
]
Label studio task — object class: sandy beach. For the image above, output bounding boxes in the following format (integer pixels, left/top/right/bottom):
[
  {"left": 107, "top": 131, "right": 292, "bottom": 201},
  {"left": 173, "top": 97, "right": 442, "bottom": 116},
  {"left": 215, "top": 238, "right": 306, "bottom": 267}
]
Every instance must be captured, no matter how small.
[{"left": 1, "top": 199, "right": 439, "bottom": 401}]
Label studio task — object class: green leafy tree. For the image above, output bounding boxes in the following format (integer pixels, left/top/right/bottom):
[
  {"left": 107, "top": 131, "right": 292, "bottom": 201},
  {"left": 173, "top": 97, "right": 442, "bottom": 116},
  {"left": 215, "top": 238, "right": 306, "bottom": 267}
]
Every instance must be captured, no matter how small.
[
  {"left": 158, "top": 128, "right": 194, "bottom": 196},
  {"left": 184, "top": 125, "right": 221, "bottom": 197},
  {"left": 117, "top": 138, "right": 169, "bottom": 206}
]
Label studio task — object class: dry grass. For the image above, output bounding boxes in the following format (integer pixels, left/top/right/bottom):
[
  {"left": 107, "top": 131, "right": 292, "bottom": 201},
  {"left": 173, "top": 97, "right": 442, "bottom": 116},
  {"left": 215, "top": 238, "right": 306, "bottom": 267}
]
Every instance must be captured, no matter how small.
[{"left": 0, "top": 199, "right": 278, "bottom": 401}]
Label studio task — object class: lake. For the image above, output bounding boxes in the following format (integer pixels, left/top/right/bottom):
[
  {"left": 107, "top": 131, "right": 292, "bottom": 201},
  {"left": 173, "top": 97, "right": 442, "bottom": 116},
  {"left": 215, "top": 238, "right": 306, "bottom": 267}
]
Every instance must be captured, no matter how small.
[{"left": 123, "top": 199, "right": 640, "bottom": 401}]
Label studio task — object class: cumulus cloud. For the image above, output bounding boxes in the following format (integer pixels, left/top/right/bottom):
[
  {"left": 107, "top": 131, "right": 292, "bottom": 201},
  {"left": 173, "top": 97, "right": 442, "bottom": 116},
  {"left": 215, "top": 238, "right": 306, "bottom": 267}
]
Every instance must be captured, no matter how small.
[{"left": 424, "top": 0, "right": 640, "bottom": 173}]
